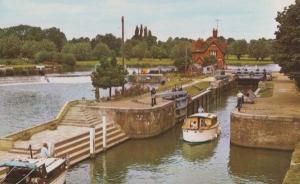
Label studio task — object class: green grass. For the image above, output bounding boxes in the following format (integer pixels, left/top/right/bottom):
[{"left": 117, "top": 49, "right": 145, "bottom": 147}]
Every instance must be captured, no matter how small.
[
  {"left": 76, "top": 58, "right": 174, "bottom": 70},
  {"left": 185, "top": 81, "right": 210, "bottom": 96},
  {"left": 158, "top": 73, "right": 192, "bottom": 92},
  {"left": 225, "top": 55, "right": 273, "bottom": 66},
  {"left": 259, "top": 81, "right": 274, "bottom": 97}
]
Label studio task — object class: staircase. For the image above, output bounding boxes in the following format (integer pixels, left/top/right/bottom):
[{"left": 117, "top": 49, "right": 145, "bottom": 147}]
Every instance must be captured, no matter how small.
[
  {"left": 8, "top": 147, "right": 40, "bottom": 157},
  {"left": 60, "top": 106, "right": 100, "bottom": 127},
  {"left": 53, "top": 123, "right": 129, "bottom": 166}
]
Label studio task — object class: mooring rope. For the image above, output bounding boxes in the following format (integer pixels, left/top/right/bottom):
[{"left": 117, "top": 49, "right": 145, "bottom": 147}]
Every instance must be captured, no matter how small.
[
  {"left": 16, "top": 168, "right": 35, "bottom": 184},
  {"left": 0, "top": 166, "right": 16, "bottom": 184}
]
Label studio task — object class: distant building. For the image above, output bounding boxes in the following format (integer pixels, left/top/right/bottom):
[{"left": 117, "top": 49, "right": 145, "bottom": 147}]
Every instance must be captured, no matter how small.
[{"left": 191, "top": 29, "right": 226, "bottom": 69}]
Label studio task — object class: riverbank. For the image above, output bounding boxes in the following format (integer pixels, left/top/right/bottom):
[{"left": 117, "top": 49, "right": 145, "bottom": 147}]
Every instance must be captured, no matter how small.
[{"left": 231, "top": 73, "right": 300, "bottom": 150}]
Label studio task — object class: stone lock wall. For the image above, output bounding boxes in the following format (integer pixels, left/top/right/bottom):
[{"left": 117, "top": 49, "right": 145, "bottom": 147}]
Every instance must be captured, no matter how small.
[
  {"left": 89, "top": 101, "right": 177, "bottom": 139},
  {"left": 231, "top": 111, "right": 300, "bottom": 150}
]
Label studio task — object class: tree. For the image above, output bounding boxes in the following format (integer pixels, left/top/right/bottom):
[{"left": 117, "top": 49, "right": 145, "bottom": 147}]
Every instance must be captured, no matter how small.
[
  {"left": 122, "top": 41, "right": 134, "bottom": 60},
  {"left": 139, "top": 24, "right": 143, "bottom": 38},
  {"left": 230, "top": 40, "right": 248, "bottom": 60},
  {"left": 171, "top": 41, "right": 192, "bottom": 72},
  {"left": 43, "top": 27, "right": 67, "bottom": 51},
  {"left": 92, "top": 42, "right": 111, "bottom": 60},
  {"left": 249, "top": 38, "right": 271, "bottom": 61},
  {"left": 62, "top": 42, "right": 92, "bottom": 61},
  {"left": 91, "top": 34, "right": 121, "bottom": 55},
  {"left": 0, "top": 35, "right": 22, "bottom": 58},
  {"left": 132, "top": 41, "right": 147, "bottom": 60},
  {"left": 151, "top": 46, "right": 167, "bottom": 59},
  {"left": 91, "top": 57, "right": 127, "bottom": 100},
  {"left": 21, "top": 40, "right": 41, "bottom": 58},
  {"left": 273, "top": 0, "right": 300, "bottom": 87}
]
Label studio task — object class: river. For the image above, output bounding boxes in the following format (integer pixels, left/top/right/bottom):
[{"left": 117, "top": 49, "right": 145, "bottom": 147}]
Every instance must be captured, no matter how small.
[{"left": 0, "top": 64, "right": 291, "bottom": 183}]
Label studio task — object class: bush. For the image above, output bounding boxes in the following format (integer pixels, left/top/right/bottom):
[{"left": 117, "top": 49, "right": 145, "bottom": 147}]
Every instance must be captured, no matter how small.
[
  {"left": 61, "top": 53, "right": 76, "bottom": 66},
  {"left": 35, "top": 51, "right": 53, "bottom": 63},
  {"left": 5, "top": 68, "right": 14, "bottom": 76}
]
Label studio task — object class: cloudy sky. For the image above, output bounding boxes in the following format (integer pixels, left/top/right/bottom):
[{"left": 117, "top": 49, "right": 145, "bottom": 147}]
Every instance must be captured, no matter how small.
[{"left": 0, "top": 0, "right": 295, "bottom": 41}]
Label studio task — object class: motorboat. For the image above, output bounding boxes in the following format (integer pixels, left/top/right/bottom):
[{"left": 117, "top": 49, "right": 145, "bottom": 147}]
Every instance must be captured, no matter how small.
[
  {"left": 182, "top": 112, "right": 221, "bottom": 143},
  {"left": 0, "top": 157, "right": 68, "bottom": 184}
]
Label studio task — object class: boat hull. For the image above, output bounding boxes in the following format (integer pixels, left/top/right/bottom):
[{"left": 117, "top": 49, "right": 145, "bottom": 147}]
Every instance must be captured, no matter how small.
[
  {"left": 182, "top": 126, "right": 220, "bottom": 143},
  {"left": 50, "top": 171, "right": 67, "bottom": 184}
]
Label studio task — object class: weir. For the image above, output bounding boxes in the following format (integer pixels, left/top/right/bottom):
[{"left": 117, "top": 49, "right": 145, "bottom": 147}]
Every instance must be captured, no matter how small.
[{"left": 0, "top": 75, "right": 237, "bottom": 177}]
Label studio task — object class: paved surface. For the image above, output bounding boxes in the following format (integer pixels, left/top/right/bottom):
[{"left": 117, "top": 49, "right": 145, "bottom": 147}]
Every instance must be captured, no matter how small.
[
  {"left": 86, "top": 76, "right": 216, "bottom": 109},
  {"left": 14, "top": 125, "right": 90, "bottom": 150},
  {"left": 241, "top": 73, "right": 300, "bottom": 116}
]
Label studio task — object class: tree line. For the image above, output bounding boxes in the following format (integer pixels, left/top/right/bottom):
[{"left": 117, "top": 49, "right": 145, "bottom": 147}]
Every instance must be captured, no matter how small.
[
  {"left": 0, "top": 24, "right": 275, "bottom": 68},
  {"left": 225, "top": 38, "right": 273, "bottom": 61}
]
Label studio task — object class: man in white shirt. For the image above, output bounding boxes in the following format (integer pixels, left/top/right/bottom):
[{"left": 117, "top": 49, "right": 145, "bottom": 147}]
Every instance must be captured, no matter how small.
[{"left": 40, "top": 143, "right": 50, "bottom": 158}]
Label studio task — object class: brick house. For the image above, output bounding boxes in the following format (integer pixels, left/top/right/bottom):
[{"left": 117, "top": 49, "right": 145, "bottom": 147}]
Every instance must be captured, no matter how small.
[{"left": 191, "top": 29, "right": 226, "bottom": 69}]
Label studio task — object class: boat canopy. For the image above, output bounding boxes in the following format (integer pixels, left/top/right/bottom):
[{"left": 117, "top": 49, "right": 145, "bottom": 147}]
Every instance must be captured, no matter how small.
[
  {"left": 0, "top": 160, "right": 37, "bottom": 169},
  {"left": 189, "top": 113, "right": 217, "bottom": 119},
  {"left": 0, "top": 158, "right": 65, "bottom": 173}
]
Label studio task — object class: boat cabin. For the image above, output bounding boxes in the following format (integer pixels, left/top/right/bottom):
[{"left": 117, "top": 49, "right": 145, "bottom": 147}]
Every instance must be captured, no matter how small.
[
  {"left": 183, "top": 113, "right": 218, "bottom": 130},
  {"left": 0, "top": 158, "right": 67, "bottom": 184}
]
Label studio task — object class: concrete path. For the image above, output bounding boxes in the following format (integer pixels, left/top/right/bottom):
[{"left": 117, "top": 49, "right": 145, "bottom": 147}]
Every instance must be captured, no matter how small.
[{"left": 242, "top": 73, "right": 300, "bottom": 116}]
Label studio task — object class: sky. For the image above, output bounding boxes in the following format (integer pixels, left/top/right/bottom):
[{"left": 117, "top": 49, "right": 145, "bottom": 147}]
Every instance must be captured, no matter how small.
[{"left": 0, "top": 0, "right": 295, "bottom": 41}]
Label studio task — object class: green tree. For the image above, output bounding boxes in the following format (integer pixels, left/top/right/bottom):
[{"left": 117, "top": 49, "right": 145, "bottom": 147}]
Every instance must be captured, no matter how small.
[
  {"left": 132, "top": 41, "right": 147, "bottom": 60},
  {"left": 249, "top": 38, "right": 271, "bottom": 61},
  {"left": 92, "top": 42, "right": 111, "bottom": 60},
  {"left": 40, "top": 39, "right": 57, "bottom": 52},
  {"left": 151, "top": 46, "right": 167, "bottom": 60},
  {"left": 62, "top": 42, "right": 92, "bottom": 61},
  {"left": 91, "top": 57, "right": 127, "bottom": 100},
  {"left": 122, "top": 41, "right": 134, "bottom": 60},
  {"left": 273, "top": 0, "right": 300, "bottom": 87},
  {"left": 0, "top": 35, "right": 22, "bottom": 58},
  {"left": 43, "top": 27, "right": 67, "bottom": 50},
  {"left": 230, "top": 40, "right": 248, "bottom": 60},
  {"left": 21, "top": 40, "right": 41, "bottom": 58},
  {"left": 171, "top": 41, "right": 192, "bottom": 72}
]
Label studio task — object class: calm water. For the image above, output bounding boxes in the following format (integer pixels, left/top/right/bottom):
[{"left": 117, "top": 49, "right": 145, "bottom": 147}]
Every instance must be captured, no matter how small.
[
  {"left": 66, "top": 95, "right": 291, "bottom": 184},
  {"left": 0, "top": 64, "right": 291, "bottom": 184}
]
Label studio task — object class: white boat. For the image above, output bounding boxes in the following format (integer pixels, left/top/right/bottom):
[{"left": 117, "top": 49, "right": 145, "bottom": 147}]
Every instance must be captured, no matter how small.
[
  {"left": 182, "top": 112, "right": 221, "bottom": 143},
  {"left": 0, "top": 157, "right": 68, "bottom": 184}
]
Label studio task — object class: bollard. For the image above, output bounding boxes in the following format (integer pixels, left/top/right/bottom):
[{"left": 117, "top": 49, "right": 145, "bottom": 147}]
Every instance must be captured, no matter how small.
[
  {"left": 89, "top": 127, "right": 95, "bottom": 158},
  {"left": 102, "top": 116, "right": 107, "bottom": 150}
]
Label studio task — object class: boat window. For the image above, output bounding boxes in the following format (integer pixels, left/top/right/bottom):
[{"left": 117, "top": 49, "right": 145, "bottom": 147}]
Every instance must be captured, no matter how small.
[{"left": 200, "top": 119, "right": 207, "bottom": 127}]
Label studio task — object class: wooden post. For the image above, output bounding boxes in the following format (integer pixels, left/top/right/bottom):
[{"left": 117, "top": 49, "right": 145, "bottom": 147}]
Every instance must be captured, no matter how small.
[
  {"left": 102, "top": 116, "right": 107, "bottom": 150},
  {"left": 89, "top": 127, "right": 95, "bottom": 158}
]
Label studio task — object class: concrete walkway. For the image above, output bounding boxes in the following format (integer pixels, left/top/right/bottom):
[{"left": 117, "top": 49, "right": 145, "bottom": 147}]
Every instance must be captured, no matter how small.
[{"left": 241, "top": 73, "right": 300, "bottom": 116}]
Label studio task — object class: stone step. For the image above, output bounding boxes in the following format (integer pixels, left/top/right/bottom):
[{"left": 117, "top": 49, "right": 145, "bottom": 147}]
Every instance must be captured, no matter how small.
[
  {"left": 55, "top": 141, "right": 90, "bottom": 158},
  {"left": 55, "top": 132, "right": 89, "bottom": 148},
  {"left": 8, "top": 148, "right": 40, "bottom": 156},
  {"left": 54, "top": 135, "right": 90, "bottom": 155},
  {"left": 69, "top": 150, "right": 91, "bottom": 166}
]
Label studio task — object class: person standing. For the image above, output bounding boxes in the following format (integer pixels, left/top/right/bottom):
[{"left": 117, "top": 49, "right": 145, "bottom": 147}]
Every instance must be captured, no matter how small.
[{"left": 40, "top": 143, "right": 50, "bottom": 158}]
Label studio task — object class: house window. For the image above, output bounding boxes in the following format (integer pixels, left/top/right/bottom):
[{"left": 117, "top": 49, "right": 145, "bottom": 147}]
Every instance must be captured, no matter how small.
[{"left": 210, "top": 51, "right": 217, "bottom": 56}]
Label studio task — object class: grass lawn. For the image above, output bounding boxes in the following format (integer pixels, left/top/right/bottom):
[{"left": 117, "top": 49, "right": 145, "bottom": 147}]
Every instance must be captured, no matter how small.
[
  {"left": 185, "top": 81, "right": 210, "bottom": 96},
  {"left": 158, "top": 73, "right": 192, "bottom": 92},
  {"left": 76, "top": 58, "right": 174, "bottom": 70},
  {"left": 225, "top": 55, "right": 273, "bottom": 66},
  {"left": 258, "top": 81, "right": 274, "bottom": 97}
]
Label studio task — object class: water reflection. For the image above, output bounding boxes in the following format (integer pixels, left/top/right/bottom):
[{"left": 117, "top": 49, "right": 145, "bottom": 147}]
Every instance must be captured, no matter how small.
[
  {"left": 229, "top": 145, "right": 291, "bottom": 184},
  {"left": 181, "top": 140, "right": 218, "bottom": 162}
]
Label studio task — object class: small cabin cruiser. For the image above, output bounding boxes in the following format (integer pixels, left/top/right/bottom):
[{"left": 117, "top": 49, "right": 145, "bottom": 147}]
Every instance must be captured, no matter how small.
[
  {"left": 0, "top": 158, "right": 68, "bottom": 184},
  {"left": 182, "top": 112, "right": 221, "bottom": 143}
]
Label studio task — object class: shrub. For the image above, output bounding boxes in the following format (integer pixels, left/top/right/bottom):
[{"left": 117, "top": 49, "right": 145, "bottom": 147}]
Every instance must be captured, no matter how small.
[
  {"left": 35, "top": 51, "right": 53, "bottom": 63},
  {"left": 61, "top": 53, "right": 76, "bottom": 66}
]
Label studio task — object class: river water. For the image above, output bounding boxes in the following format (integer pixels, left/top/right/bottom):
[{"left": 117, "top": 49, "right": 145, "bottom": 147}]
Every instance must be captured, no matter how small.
[{"left": 0, "top": 64, "right": 291, "bottom": 184}]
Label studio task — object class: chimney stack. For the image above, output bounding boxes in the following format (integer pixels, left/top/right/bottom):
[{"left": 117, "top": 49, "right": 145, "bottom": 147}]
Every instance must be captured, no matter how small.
[{"left": 213, "top": 29, "right": 218, "bottom": 38}]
